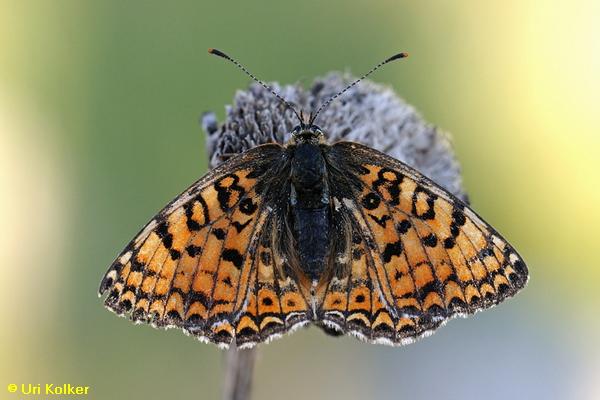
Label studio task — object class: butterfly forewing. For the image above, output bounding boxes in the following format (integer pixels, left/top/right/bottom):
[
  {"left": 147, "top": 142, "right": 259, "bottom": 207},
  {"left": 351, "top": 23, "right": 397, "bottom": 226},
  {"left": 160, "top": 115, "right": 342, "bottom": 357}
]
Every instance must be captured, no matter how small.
[
  {"left": 320, "top": 141, "right": 529, "bottom": 345},
  {"left": 99, "top": 144, "right": 311, "bottom": 347}
]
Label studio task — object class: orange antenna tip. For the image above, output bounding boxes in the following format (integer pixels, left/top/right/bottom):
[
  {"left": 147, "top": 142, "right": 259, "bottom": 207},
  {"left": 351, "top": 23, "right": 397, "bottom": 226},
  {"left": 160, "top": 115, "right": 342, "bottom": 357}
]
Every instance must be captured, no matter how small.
[
  {"left": 385, "top": 52, "right": 409, "bottom": 63},
  {"left": 208, "top": 48, "right": 229, "bottom": 59}
]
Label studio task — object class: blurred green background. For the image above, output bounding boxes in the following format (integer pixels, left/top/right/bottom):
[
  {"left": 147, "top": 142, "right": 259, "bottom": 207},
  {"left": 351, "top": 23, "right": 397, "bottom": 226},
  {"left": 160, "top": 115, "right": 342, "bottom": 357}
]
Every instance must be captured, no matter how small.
[{"left": 2, "top": 1, "right": 599, "bottom": 399}]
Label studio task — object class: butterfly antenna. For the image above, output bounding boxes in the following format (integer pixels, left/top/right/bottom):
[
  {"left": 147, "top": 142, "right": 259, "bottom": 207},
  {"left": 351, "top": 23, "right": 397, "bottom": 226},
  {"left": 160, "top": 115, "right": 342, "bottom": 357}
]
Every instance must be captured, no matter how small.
[
  {"left": 309, "top": 52, "right": 409, "bottom": 126},
  {"left": 208, "top": 48, "right": 303, "bottom": 124}
]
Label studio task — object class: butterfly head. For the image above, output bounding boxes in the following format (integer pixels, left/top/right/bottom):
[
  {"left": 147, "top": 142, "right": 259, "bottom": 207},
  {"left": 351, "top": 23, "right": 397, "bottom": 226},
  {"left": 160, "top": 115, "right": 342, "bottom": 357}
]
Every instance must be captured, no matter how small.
[{"left": 290, "top": 123, "right": 325, "bottom": 145}]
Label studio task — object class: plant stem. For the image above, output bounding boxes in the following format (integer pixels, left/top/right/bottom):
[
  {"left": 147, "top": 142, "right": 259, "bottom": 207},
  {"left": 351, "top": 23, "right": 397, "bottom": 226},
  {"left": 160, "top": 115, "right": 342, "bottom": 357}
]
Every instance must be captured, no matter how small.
[{"left": 222, "top": 346, "right": 257, "bottom": 400}]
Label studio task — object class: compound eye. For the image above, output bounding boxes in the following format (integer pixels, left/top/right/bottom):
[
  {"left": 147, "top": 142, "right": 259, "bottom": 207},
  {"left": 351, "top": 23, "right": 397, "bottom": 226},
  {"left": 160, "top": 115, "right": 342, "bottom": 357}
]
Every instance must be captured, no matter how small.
[{"left": 292, "top": 125, "right": 301, "bottom": 134}]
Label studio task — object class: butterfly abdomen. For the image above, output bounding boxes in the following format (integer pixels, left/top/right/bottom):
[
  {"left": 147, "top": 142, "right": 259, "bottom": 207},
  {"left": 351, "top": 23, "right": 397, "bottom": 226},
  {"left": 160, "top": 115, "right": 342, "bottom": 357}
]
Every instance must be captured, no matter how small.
[
  {"left": 292, "top": 207, "right": 330, "bottom": 280},
  {"left": 290, "top": 142, "right": 331, "bottom": 281}
]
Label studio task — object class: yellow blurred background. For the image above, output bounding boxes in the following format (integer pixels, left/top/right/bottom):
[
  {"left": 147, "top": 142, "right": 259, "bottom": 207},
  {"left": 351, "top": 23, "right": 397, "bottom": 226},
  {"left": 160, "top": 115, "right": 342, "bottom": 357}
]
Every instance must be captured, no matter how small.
[{"left": 1, "top": 1, "right": 599, "bottom": 399}]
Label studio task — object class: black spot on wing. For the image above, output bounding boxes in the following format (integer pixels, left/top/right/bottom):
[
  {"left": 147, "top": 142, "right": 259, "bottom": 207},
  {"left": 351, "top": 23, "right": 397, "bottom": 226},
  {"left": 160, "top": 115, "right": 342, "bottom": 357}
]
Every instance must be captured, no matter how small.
[
  {"left": 186, "top": 218, "right": 200, "bottom": 231},
  {"left": 156, "top": 221, "right": 173, "bottom": 248},
  {"left": 443, "top": 236, "right": 456, "bottom": 249},
  {"left": 361, "top": 192, "right": 380, "bottom": 210},
  {"left": 222, "top": 249, "right": 244, "bottom": 269},
  {"left": 232, "top": 219, "right": 252, "bottom": 233},
  {"left": 450, "top": 223, "right": 460, "bottom": 237},
  {"left": 369, "top": 213, "right": 391, "bottom": 227},
  {"left": 186, "top": 245, "right": 202, "bottom": 257},
  {"left": 212, "top": 228, "right": 226, "bottom": 240},
  {"left": 262, "top": 297, "right": 273, "bottom": 306},
  {"left": 130, "top": 259, "right": 144, "bottom": 272},
  {"left": 156, "top": 221, "right": 168, "bottom": 237},
  {"left": 452, "top": 208, "right": 467, "bottom": 226},
  {"left": 397, "top": 219, "right": 411, "bottom": 234},
  {"left": 239, "top": 198, "right": 258, "bottom": 215},
  {"left": 511, "top": 257, "right": 527, "bottom": 274},
  {"left": 382, "top": 240, "right": 403, "bottom": 263},
  {"left": 423, "top": 233, "right": 437, "bottom": 247},
  {"left": 478, "top": 247, "right": 495, "bottom": 259},
  {"left": 169, "top": 249, "right": 181, "bottom": 260}
]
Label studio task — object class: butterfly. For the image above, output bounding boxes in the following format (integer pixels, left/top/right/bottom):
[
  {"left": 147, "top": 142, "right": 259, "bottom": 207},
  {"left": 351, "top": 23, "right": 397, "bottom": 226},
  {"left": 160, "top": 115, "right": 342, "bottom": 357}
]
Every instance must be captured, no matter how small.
[{"left": 99, "top": 49, "right": 528, "bottom": 349}]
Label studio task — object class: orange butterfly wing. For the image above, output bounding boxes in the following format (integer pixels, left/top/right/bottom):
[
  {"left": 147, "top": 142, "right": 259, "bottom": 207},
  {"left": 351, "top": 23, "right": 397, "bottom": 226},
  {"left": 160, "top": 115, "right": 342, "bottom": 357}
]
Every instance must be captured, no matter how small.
[
  {"left": 318, "top": 141, "right": 529, "bottom": 345},
  {"left": 99, "top": 144, "right": 310, "bottom": 348},
  {"left": 235, "top": 216, "right": 312, "bottom": 348}
]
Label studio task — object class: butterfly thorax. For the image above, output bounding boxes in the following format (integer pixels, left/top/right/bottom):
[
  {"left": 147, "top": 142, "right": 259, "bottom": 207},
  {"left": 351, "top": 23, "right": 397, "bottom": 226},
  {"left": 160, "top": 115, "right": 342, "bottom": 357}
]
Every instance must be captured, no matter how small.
[{"left": 288, "top": 127, "right": 331, "bottom": 282}]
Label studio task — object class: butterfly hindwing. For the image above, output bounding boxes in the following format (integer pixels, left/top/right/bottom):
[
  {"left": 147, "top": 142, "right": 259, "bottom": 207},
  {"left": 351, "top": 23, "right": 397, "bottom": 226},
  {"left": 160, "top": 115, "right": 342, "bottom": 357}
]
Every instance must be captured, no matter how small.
[
  {"left": 317, "top": 212, "right": 401, "bottom": 344},
  {"left": 316, "top": 197, "right": 445, "bottom": 344},
  {"left": 99, "top": 143, "right": 311, "bottom": 348},
  {"left": 321, "top": 141, "right": 529, "bottom": 345},
  {"left": 234, "top": 215, "right": 311, "bottom": 348}
]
